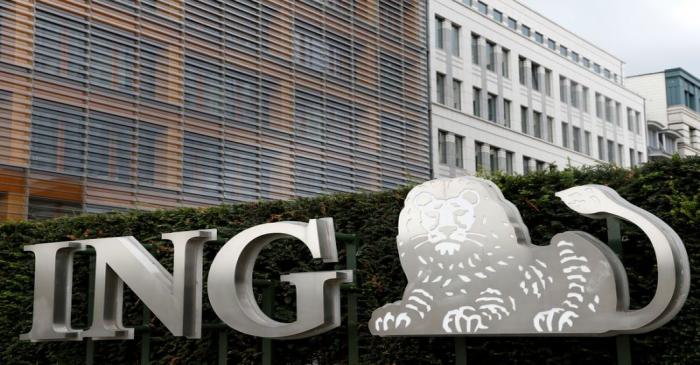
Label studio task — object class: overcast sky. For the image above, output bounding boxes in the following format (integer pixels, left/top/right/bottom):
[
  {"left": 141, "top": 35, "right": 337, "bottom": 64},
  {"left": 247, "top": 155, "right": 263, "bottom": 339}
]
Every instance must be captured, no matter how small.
[{"left": 520, "top": 0, "right": 700, "bottom": 78}]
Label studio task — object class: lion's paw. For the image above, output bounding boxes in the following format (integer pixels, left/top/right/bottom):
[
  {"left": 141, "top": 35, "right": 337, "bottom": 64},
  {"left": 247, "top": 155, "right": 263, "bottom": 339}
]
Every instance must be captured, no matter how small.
[
  {"left": 533, "top": 307, "right": 579, "bottom": 332},
  {"left": 442, "top": 306, "right": 488, "bottom": 334},
  {"left": 372, "top": 308, "right": 415, "bottom": 333}
]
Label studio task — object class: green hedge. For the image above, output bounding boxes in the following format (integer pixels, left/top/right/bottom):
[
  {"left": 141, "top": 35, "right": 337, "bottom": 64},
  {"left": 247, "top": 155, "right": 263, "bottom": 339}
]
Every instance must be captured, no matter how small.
[{"left": 1, "top": 157, "right": 698, "bottom": 364}]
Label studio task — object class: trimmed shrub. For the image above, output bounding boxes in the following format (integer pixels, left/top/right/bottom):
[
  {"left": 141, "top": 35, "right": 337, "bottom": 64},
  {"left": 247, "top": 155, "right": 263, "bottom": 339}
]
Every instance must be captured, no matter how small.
[{"left": 1, "top": 157, "right": 698, "bottom": 364}]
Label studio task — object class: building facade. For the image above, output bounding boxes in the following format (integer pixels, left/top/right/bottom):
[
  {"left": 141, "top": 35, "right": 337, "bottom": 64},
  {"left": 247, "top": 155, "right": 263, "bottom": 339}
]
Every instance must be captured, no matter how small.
[
  {"left": 0, "top": 0, "right": 430, "bottom": 221},
  {"left": 429, "top": 0, "right": 647, "bottom": 177},
  {"left": 626, "top": 68, "right": 700, "bottom": 159}
]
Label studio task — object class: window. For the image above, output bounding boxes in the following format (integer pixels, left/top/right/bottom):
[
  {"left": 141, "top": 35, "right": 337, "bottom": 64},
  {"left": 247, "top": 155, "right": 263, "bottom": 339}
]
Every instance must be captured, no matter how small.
[
  {"left": 183, "top": 131, "right": 223, "bottom": 197},
  {"left": 604, "top": 68, "right": 611, "bottom": 79},
  {"left": 471, "top": 33, "right": 480, "bottom": 64},
  {"left": 436, "top": 72, "right": 446, "bottom": 104},
  {"left": 487, "top": 93, "right": 497, "bottom": 122},
  {"left": 618, "top": 144, "right": 624, "bottom": 165},
  {"left": 523, "top": 156, "right": 532, "bottom": 174},
  {"left": 435, "top": 16, "right": 445, "bottom": 49},
  {"left": 536, "top": 160, "right": 546, "bottom": 172},
  {"left": 88, "top": 112, "right": 135, "bottom": 182},
  {"left": 521, "top": 106, "right": 529, "bottom": 134},
  {"left": 534, "top": 32, "right": 544, "bottom": 43},
  {"left": 559, "top": 76, "right": 567, "bottom": 103},
  {"left": 573, "top": 126, "right": 581, "bottom": 152},
  {"left": 473, "top": 87, "right": 482, "bottom": 117},
  {"left": 507, "top": 17, "right": 517, "bottom": 30},
  {"left": 30, "top": 99, "right": 86, "bottom": 175},
  {"left": 548, "top": 39, "right": 556, "bottom": 50},
  {"left": 138, "top": 122, "right": 166, "bottom": 185},
  {"left": 561, "top": 122, "right": 569, "bottom": 148},
  {"left": 584, "top": 131, "right": 591, "bottom": 155},
  {"left": 605, "top": 98, "right": 613, "bottom": 123},
  {"left": 438, "top": 130, "right": 447, "bottom": 164},
  {"left": 506, "top": 151, "right": 514, "bottom": 175},
  {"left": 627, "top": 108, "right": 634, "bottom": 131},
  {"left": 571, "top": 51, "right": 579, "bottom": 63},
  {"left": 533, "top": 111, "right": 542, "bottom": 138},
  {"left": 560, "top": 45, "right": 568, "bottom": 57},
  {"left": 547, "top": 117, "right": 554, "bottom": 143},
  {"left": 91, "top": 24, "right": 139, "bottom": 93},
  {"left": 185, "top": 55, "right": 224, "bottom": 115},
  {"left": 595, "top": 93, "right": 603, "bottom": 118},
  {"left": 687, "top": 92, "right": 697, "bottom": 110},
  {"left": 635, "top": 112, "right": 641, "bottom": 134},
  {"left": 493, "top": 9, "right": 503, "bottom": 22},
  {"left": 685, "top": 91, "right": 696, "bottom": 110},
  {"left": 629, "top": 148, "right": 636, "bottom": 167},
  {"left": 521, "top": 25, "right": 531, "bottom": 37},
  {"left": 615, "top": 102, "right": 622, "bottom": 126},
  {"left": 477, "top": 1, "right": 488, "bottom": 14},
  {"left": 593, "top": 63, "right": 601, "bottom": 74},
  {"left": 582, "top": 86, "right": 590, "bottom": 112},
  {"left": 518, "top": 57, "right": 526, "bottom": 85},
  {"left": 463, "top": 0, "right": 472, "bottom": 5},
  {"left": 35, "top": 5, "right": 89, "bottom": 83},
  {"left": 490, "top": 146, "right": 499, "bottom": 173},
  {"left": 504, "top": 99, "right": 512, "bottom": 127},
  {"left": 607, "top": 139, "right": 615, "bottom": 163},
  {"left": 28, "top": 197, "right": 82, "bottom": 220},
  {"left": 501, "top": 48, "right": 510, "bottom": 78},
  {"left": 486, "top": 41, "right": 496, "bottom": 71},
  {"left": 531, "top": 62, "right": 540, "bottom": 91},
  {"left": 545, "top": 69, "right": 552, "bottom": 96},
  {"left": 453, "top": 79, "right": 462, "bottom": 110},
  {"left": 582, "top": 58, "right": 590, "bottom": 68},
  {"left": 451, "top": 24, "right": 461, "bottom": 56},
  {"left": 570, "top": 81, "right": 579, "bottom": 108},
  {"left": 475, "top": 141, "right": 484, "bottom": 171},
  {"left": 455, "top": 135, "right": 464, "bottom": 168},
  {"left": 638, "top": 151, "right": 643, "bottom": 164},
  {"left": 598, "top": 136, "right": 605, "bottom": 160}
]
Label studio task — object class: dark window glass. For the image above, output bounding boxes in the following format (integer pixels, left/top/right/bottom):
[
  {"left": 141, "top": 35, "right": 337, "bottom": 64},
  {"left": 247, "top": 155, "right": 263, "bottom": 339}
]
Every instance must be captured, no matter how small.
[
  {"left": 30, "top": 99, "right": 86, "bottom": 175},
  {"left": 521, "top": 25, "right": 531, "bottom": 37},
  {"left": 455, "top": 135, "right": 464, "bottom": 168},
  {"left": 438, "top": 130, "right": 447, "bottom": 164},
  {"left": 493, "top": 9, "right": 503, "bottom": 22},
  {"left": 477, "top": 1, "right": 488, "bottom": 14},
  {"left": 35, "top": 4, "right": 89, "bottom": 82},
  {"left": 435, "top": 16, "right": 444, "bottom": 49},
  {"left": 183, "top": 131, "right": 223, "bottom": 198},
  {"left": 534, "top": 32, "right": 543, "bottom": 43},
  {"left": 28, "top": 197, "right": 82, "bottom": 220},
  {"left": 87, "top": 112, "right": 134, "bottom": 182}
]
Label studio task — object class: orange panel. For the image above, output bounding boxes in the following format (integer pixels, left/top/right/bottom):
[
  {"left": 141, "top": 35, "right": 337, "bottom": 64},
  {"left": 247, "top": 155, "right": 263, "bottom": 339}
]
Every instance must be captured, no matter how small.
[{"left": 28, "top": 173, "right": 83, "bottom": 203}]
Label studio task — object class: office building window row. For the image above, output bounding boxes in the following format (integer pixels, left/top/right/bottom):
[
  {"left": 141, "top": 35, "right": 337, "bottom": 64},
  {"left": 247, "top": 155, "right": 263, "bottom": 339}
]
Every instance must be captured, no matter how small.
[
  {"left": 475, "top": 141, "right": 514, "bottom": 175},
  {"left": 558, "top": 76, "right": 589, "bottom": 112},
  {"left": 470, "top": 32, "right": 509, "bottom": 79},
  {"left": 517, "top": 55, "right": 552, "bottom": 95},
  {"left": 522, "top": 155, "right": 548, "bottom": 174},
  {"left": 435, "top": 72, "right": 463, "bottom": 111},
  {"left": 453, "top": 0, "right": 621, "bottom": 84},
  {"left": 594, "top": 92, "right": 642, "bottom": 135}
]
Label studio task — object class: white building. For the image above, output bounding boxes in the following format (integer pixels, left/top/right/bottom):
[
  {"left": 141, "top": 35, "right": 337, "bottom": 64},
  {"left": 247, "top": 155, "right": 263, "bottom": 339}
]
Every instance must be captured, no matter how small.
[
  {"left": 626, "top": 68, "right": 700, "bottom": 159},
  {"left": 429, "top": 0, "right": 647, "bottom": 177}
]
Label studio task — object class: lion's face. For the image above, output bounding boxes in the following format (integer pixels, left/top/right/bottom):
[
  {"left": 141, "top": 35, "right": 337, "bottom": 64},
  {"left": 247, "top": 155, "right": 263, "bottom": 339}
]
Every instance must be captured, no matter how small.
[{"left": 411, "top": 190, "right": 480, "bottom": 256}]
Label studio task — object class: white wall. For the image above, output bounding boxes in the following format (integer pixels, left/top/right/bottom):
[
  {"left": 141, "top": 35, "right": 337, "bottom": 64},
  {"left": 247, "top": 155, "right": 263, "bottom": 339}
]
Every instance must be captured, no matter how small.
[
  {"left": 430, "top": 0, "right": 647, "bottom": 176},
  {"left": 626, "top": 73, "right": 668, "bottom": 127}
]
